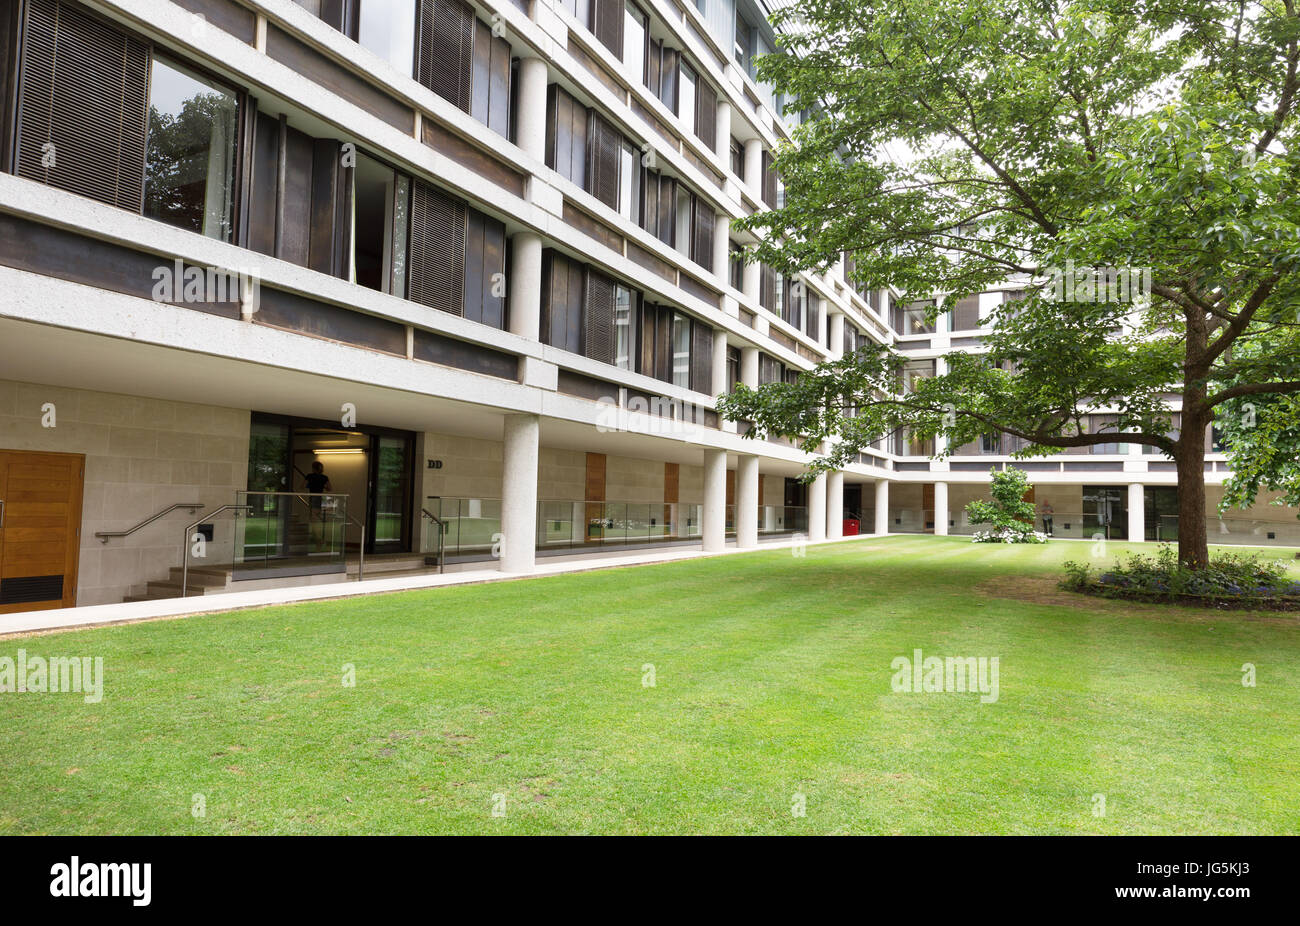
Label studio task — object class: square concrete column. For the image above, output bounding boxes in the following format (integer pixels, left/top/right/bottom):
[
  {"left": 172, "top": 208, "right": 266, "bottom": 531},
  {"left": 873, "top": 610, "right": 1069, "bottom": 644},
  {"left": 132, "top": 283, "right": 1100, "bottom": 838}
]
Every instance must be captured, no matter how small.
[
  {"left": 702, "top": 449, "right": 728, "bottom": 553},
  {"left": 827, "top": 470, "right": 844, "bottom": 539},
  {"left": 500, "top": 413, "right": 539, "bottom": 573},
  {"left": 874, "top": 480, "right": 890, "bottom": 535},
  {"left": 740, "top": 346, "right": 759, "bottom": 389},
  {"left": 1128, "top": 483, "right": 1145, "bottom": 542},
  {"left": 515, "top": 56, "right": 549, "bottom": 162},
  {"left": 808, "top": 471, "right": 827, "bottom": 542},
  {"left": 933, "top": 481, "right": 949, "bottom": 536},
  {"left": 736, "top": 454, "right": 759, "bottom": 548},
  {"left": 508, "top": 231, "right": 542, "bottom": 342},
  {"left": 816, "top": 298, "right": 828, "bottom": 348}
]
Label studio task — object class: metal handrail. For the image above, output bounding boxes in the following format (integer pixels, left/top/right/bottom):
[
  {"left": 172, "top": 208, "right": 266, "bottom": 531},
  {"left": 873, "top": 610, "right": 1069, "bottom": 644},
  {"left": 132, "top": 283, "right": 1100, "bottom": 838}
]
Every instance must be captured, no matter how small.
[
  {"left": 421, "top": 508, "right": 446, "bottom": 574},
  {"left": 181, "top": 505, "right": 252, "bottom": 598},
  {"left": 95, "top": 503, "right": 203, "bottom": 543}
]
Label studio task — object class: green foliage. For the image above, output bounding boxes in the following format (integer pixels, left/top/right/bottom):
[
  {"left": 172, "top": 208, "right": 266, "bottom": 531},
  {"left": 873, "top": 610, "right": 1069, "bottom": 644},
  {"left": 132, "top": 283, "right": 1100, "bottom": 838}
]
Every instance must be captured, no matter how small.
[
  {"left": 718, "top": 0, "right": 1300, "bottom": 568},
  {"left": 966, "top": 467, "right": 1044, "bottom": 541},
  {"left": 1062, "top": 546, "right": 1300, "bottom": 605}
]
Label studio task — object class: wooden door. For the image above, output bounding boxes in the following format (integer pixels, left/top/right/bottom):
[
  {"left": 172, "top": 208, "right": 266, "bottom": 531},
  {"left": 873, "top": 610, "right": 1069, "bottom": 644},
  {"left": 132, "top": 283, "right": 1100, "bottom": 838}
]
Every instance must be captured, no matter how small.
[
  {"left": 0, "top": 451, "right": 84, "bottom": 613},
  {"left": 922, "top": 483, "right": 935, "bottom": 531}
]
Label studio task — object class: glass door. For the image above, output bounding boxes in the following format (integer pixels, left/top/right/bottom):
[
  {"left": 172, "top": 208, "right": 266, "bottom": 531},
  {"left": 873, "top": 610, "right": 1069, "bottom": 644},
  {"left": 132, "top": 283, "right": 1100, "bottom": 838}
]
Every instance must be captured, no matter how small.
[{"left": 369, "top": 435, "right": 412, "bottom": 552}]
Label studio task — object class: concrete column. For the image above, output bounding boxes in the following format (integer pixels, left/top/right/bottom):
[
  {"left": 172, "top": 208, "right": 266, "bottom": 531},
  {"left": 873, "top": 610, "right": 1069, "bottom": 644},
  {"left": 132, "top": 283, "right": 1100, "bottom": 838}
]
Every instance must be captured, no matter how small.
[
  {"left": 934, "top": 481, "right": 949, "bottom": 536},
  {"left": 508, "top": 231, "right": 542, "bottom": 341},
  {"left": 702, "top": 449, "right": 728, "bottom": 553},
  {"left": 807, "top": 471, "right": 827, "bottom": 542},
  {"left": 500, "top": 413, "right": 540, "bottom": 573},
  {"left": 742, "top": 258, "right": 761, "bottom": 304},
  {"left": 713, "top": 215, "right": 731, "bottom": 284},
  {"left": 874, "top": 480, "right": 890, "bottom": 535},
  {"left": 711, "top": 331, "right": 728, "bottom": 399},
  {"left": 736, "top": 454, "right": 759, "bottom": 549},
  {"left": 827, "top": 470, "right": 844, "bottom": 539},
  {"left": 816, "top": 299, "right": 828, "bottom": 348},
  {"left": 828, "top": 311, "right": 844, "bottom": 360},
  {"left": 515, "top": 56, "right": 549, "bottom": 162},
  {"left": 743, "top": 138, "right": 763, "bottom": 196},
  {"left": 715, "top": 98, "right": 732, "bottom": 160},
  {"left": 1128, "top": 483, "right": 1145, "bottom": 542},
  {"left": 740, "top": 346, "right": 759, "bottom": 389}
]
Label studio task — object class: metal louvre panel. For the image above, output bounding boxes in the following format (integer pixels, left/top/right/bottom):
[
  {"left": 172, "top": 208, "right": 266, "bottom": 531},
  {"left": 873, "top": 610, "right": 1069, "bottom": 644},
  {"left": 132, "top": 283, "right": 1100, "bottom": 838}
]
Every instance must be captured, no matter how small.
[
  {"left": 408, "top": 179, "right": 466, "bottom": 317},
  {"left": 692, "top": 198, "right": 714, "bottom": 268},
  {"left": 761, "top": 149, "right": 778, "bottom": 208},
  {"left": 590, "top": 0, "right": 623, "bottom": 56},
  {"left": 760, "top": 263, "right": 776, "bottom": 311},
  {"left": 586, "top": 112, "right": 621, "bottom": 210},
  {"left": 659, "top": 47, "right": 678, "bottom": 111},
  {"left": 690, "top": 321, "right": 713, "bottom": 394},
  {"left": 16, "top": 0, "right": 149, "bottom": 211},
  {"left": 695, "top": 77, "right": 717, "bottom": 149},
  {"left": 417, "top": 0, "right": 472, "bottom": 112},
  {"left": 582, "top": 267, "right": 616, "bottom": 365}
]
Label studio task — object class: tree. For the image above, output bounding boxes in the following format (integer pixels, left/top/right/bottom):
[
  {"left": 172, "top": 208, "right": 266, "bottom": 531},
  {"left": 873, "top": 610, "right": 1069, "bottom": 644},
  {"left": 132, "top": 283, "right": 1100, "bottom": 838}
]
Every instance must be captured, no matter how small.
[
  {"left": 966, "top": 467, "right": 1041, "bottom": 540},
  {"left": 721, "top": 0, "right": 1300, "bottom": 569}
]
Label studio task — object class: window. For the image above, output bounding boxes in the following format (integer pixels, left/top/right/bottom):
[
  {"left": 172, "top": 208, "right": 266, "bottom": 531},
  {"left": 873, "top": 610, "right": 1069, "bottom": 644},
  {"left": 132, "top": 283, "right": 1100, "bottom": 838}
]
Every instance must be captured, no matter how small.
[
  {"left": 614, "top": 285, "right": 636, "bottom": 370},
  {"left": 734, "top": 13, "right": 753, "bottom": 74},
  {"left": 678, "top": 61, "right": 696, "bottom": 128},
  {"left": 730, "top": 137, "right": 743, "bottom": 178},
  {"left": 470, "top": 16, "right": 513, "bottom": 137},
  {"left": 358, "top": 0, "right": 417, "bottom": 76},
  {"left": 893, "top": 300, "right": 936, "bottom": 336},
  {"left": 952, "top": 294, "right": 981, "bottom": 330},
  {"left": 729, "top": 241, "right": 744, "bottom": 291},
  {"left": 546, "top": 85, "right": 589, "bottom": 188},
  {"left": 623, "top": 2, "right": 647, "bottom": 84},
  {"left": 671, "top": 312, "right": 692, "bottom": 388},
  {"left": 980, "top": 433, "right": 1001, "bottom": 454},
  {"left": 618, "top": 140, "right": 641, "bottom": 223},
  {"left": 675, "top": 185, "right": 693, "bottom": 257},
  {"left": 352, "top": 153, "right": 398, "bottom": 293},
  {"left": 144, "top": 58, "right": 238, "bottom": 242}
]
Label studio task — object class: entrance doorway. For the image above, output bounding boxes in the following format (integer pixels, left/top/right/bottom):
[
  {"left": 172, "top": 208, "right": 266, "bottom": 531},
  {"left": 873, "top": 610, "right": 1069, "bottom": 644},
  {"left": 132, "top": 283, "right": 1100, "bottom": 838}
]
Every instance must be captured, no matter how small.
[
  {"left": 0, "top": 450, "right": 84, "bottom": 613},
  {"left": 1145, "top": 486, "right": 1179, "bottom": 542},
  {"left": 247, "top": 413, "right": 415, "bottom": 555},
  {"left": 1082, "top": 486, "right": 1128, "bottom": 540}
]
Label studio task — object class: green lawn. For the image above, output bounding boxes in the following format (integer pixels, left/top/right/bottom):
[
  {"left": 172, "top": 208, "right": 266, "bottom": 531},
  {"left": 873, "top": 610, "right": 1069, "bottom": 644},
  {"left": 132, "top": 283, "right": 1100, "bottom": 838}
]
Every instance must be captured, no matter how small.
[{"left": 2, "top": 535, "right": 1298, "bottom": 835}]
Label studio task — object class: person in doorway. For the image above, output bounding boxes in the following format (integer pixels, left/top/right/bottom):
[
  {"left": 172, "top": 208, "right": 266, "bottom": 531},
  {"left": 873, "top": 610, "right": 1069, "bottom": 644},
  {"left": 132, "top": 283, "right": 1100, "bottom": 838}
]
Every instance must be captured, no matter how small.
[
  {"left": 1039, "top": 500, "right": 1054, "bottom": 537},
  {"left": 304, "top": 461, "right": 332, "bottom": 552}
]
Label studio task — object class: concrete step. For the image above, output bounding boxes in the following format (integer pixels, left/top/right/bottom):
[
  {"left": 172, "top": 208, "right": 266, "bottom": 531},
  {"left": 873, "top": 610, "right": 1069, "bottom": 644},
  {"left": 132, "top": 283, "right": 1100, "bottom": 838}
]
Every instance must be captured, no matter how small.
[
  {"left": 167, "top": 566, "right": 231, "bottom": 587},
  {"left": 143, "top": 580, "right": 219, "bottom": 599}
]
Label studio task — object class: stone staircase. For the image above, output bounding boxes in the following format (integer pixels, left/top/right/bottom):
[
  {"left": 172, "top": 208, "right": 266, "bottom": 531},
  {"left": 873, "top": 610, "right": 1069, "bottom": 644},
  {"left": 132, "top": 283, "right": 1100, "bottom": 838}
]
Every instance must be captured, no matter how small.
[{"left": 122, "top": 552, "right": 442, "bottom": 602}]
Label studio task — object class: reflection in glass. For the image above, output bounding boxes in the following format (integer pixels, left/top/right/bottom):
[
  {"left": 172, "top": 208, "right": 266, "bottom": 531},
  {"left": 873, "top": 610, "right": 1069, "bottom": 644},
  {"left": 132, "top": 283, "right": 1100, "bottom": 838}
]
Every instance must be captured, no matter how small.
[
  {"left": 358, "top": 0, "right": 417, "bottom": 77},
  {"left": 144, "top": 58, "right": 238, "bottom": 240}
]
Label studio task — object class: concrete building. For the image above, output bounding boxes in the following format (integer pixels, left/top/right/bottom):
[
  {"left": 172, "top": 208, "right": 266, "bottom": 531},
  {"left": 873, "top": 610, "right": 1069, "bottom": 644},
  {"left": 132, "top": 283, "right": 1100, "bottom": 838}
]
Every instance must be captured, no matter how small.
[{"left": 0, "top": 0, "right": 1294, "bottom": 613}]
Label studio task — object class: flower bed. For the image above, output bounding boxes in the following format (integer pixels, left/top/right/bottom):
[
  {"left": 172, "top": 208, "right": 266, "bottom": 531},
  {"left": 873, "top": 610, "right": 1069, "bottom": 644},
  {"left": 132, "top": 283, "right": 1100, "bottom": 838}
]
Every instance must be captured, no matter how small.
[
  {"left": 972, "top": 526, "right": 1049, "bottom": 543},
  {"left": 1061, "top": 546, "right": 1300, "bottom": 610}
]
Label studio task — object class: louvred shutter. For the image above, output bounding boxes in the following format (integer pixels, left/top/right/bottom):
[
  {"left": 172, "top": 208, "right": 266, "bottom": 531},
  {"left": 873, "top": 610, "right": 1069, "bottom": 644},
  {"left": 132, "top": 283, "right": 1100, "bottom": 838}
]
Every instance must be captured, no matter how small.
[
  {"left": 691, "top": 322, "right": 713, "bottom": 394},
  {"left": 695, "top": 78, "right": 717, "bottom": 149},
  {"left": 692, "top": 198, "right": 714, "bottom": 268},
  {"left": 583, "top": 268, "right": 616, "bottom": 365},
  {"left": 591, "top": 0, "right": 624, "bottom": 57},
  {"left": 417, "top": 0, "right": 472, "bottom": 112},
  {"left": 16, "top": 0, "right": 148, "bottom": 211},
  {"left": 408, "top": 180, "right": 466, "bottom": 317},
  {"left": 586, "top": 113, "right": 621, "bottom": 210}
]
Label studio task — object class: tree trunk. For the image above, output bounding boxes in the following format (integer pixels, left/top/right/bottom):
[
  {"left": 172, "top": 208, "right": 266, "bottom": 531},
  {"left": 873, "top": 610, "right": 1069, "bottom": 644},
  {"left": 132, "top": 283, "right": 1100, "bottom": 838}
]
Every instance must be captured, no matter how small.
[{"left": 1175, "top": 421, "right": 1210, "bottom": 570}]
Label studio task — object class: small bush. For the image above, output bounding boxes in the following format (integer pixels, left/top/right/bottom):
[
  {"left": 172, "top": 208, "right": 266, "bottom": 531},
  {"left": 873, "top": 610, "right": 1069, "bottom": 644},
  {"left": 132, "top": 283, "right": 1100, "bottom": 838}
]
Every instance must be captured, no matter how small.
[
  {"left": 972, "top": 527, "right": 1049, "bottom": 544},
  {"left": 1061, "top": 546, "right": 1300, "bottom": 609}
]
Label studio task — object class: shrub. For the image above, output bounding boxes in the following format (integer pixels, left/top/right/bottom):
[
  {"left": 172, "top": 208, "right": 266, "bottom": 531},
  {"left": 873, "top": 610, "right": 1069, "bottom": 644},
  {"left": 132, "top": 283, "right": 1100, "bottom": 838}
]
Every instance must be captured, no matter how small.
[
  {"left": 1061, "top": 546, "right": 1300, "bottom": 608},
  {"left": 966, "top": 467, "right": 1044, "bottom": 542}
]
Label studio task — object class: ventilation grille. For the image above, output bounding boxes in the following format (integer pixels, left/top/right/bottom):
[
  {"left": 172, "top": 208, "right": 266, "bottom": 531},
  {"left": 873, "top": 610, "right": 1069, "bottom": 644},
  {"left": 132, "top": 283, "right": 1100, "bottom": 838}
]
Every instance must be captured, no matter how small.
[
  {"left": 0, "top": 575, "right": 64, "bottom": 605},
  {"left": 16, "top": 0, "right": 149, "bottom": 211}
]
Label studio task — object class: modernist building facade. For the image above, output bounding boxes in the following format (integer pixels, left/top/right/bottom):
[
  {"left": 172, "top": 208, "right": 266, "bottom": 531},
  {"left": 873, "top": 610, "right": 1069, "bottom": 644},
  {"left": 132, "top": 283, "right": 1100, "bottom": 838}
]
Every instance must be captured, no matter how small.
[{"left": 0, "top": 0, "right": 1294, "bottom": 612}]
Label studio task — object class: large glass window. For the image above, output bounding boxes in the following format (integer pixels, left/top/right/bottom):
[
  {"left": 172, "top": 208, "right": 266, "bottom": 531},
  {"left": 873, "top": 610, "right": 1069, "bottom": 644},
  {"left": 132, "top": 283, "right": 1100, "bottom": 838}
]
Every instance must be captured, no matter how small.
[
  {"left": 678, "top": 61, "right": 697, "bottom": 128},
  {"left": 624, "top": 2, "right": 647, "bottom": 83},
  {"left": 675, "top": 186, "right": 693, "bottom": 256},
  {"left": 144, "top": 58, "right": 238, "bottom": 241},
  {"left": 671, "top": 313, "right": 692, "bottom": 388},
  {"left": 618, "top": 141, "right": 641, "bottom": 223},
  {"left": 614, "top": 285, "right": 635, "bottom": 370},
  {"left": 358, "top": 0, "right": 417, "bottom": 76},
  {"left": 352, "top": 153, "right": 398, "bottom": 293}
]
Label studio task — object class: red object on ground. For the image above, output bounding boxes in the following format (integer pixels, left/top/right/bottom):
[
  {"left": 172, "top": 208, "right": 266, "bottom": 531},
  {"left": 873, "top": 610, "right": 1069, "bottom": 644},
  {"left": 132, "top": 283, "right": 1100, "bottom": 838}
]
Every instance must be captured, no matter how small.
[{"left": 843, "top": 518, "right": 860, "bottom": 536}]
